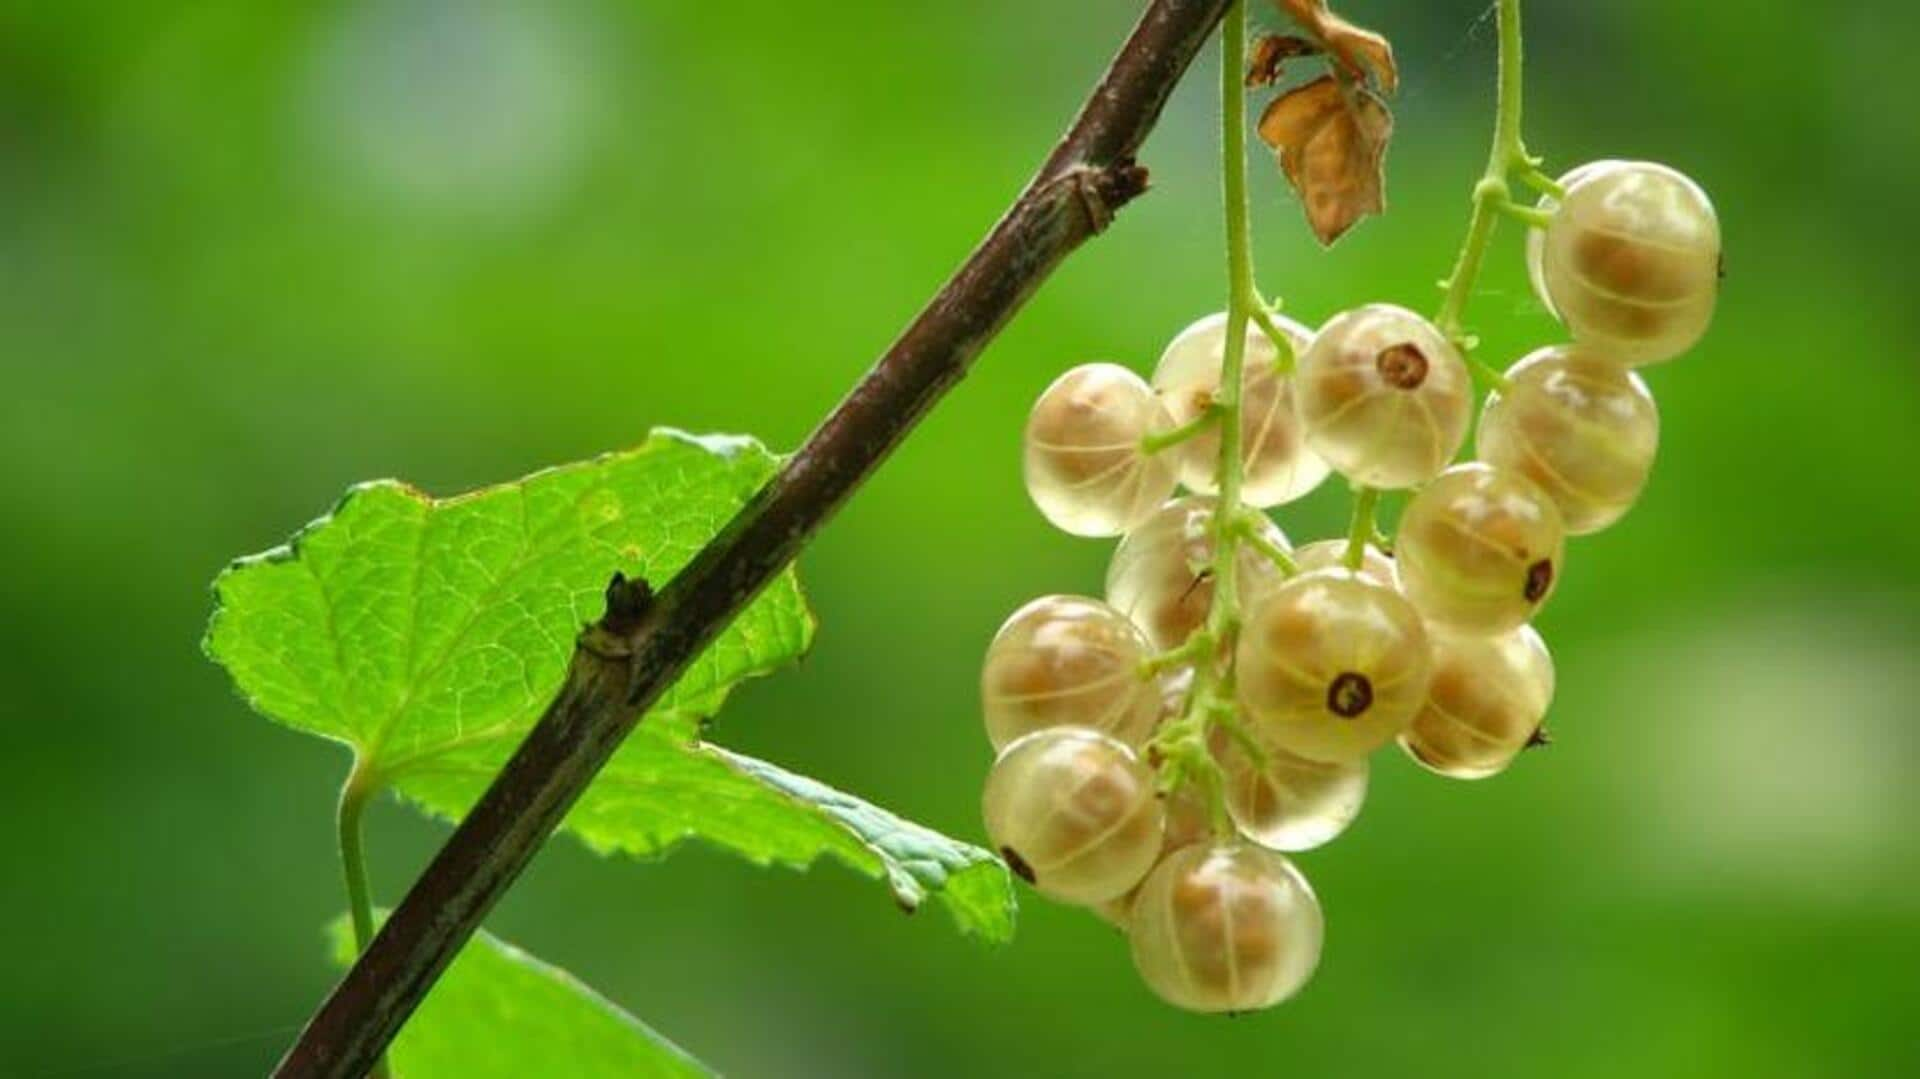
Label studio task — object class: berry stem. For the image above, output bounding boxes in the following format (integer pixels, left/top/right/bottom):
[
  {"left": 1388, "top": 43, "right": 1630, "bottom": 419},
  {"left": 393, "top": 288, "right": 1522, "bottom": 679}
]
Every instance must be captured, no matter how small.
[
  {"left": 1237, "top": 516, "right": 1299, "bottom": 576},
  {"left": 1151, "top": 0, "right": 1257, "bottom": 833},
  {"left": 1246, "top": 303, "right": 1297, "bottom": 373},
  {"left": 1207, "top": 0, "right": 1255, "bottom": 654},
  {"left": 1140, "top": 632, "right": 1216, "bottom": 678},
  {"left": 1139, "top": 404, "right": 1223, "bottom": 454},
  {"left": 1208, "top": 699, "right": 1270, "bottom": 770},
  {"left": 1343, "top": 485, "right": 1380, "bottom": 570},
  {"left": 1435, "top": 0, "right": 1528, "bottom": 341},
  {"left": 335, "top": 758, "right": 392, "bottom": 1079},
  {"left": 1466, "top": 352, "right": 1514, "bottom": 391},
  {"left": 1497, "top": 201, "right": 1554, "bottom": 228},
  {"left": 1516, "top": 164, "right": 1565, "bottom": 199}
]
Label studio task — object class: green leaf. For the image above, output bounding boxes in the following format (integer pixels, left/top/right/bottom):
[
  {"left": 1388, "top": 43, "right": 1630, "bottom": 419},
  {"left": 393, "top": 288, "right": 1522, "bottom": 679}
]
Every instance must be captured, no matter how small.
[
  {"left": 208, "top": 429, "right": 1014, "bottom": 940},
  {"left": 328, "top": 916, "right": 709, "bottom": 1079}
]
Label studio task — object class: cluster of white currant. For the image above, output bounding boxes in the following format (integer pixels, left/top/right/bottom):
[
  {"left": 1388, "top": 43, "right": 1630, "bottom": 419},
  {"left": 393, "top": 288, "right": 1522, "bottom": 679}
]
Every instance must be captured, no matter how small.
[{"left": 978, "top": 159, "right": 1719, "bottom": 1013}]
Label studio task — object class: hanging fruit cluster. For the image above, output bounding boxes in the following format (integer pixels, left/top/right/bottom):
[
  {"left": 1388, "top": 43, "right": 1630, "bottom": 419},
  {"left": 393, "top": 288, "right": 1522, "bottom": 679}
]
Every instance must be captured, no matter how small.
[{"left": 975, "top": 2, "right": 1720, "bottom": 1015}]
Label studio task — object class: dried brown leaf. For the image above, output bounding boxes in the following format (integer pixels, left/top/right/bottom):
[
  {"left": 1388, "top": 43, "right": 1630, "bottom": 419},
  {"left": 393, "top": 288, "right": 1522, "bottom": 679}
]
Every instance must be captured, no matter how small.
[
  {"left": 1257, "top": 75, "right": 1394, "bottom": 245},
  {"left": 1273, "top": 0, "right": 1398, "bottom": 94},
  {"left": 1245, "top": 34, "right": 1317, "bottom": 88}
]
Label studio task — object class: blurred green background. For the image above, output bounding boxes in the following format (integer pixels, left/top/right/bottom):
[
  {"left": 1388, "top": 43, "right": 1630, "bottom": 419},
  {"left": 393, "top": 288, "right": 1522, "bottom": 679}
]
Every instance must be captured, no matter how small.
[{"left": 4, "top": 1, "right": 1917, "bottom": 1075}]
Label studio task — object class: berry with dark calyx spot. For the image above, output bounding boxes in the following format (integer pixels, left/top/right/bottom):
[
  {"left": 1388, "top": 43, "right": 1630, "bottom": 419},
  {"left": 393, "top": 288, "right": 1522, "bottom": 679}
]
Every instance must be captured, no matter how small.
[
  {"left": 1294, "top": 304, "right": 1474, "bottom": 489},
  {"left": 982, "top": 727, "right": 1165, "bottom": 905},
  {"left": 1400, "top": 625, "right": 1556, "bottom": 779},
  {"left": 1395, "top": 463, "right": 1567, "bottom": 634},
  {"left": 1235, "top": 568, "right": 1433, "bottom": 763}
]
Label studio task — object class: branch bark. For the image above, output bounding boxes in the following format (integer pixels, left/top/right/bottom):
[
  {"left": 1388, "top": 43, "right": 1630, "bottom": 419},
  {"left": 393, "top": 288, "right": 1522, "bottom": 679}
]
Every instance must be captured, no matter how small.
[{"left": 275, "top": 2, "right": 1231, "bottom": 1074}]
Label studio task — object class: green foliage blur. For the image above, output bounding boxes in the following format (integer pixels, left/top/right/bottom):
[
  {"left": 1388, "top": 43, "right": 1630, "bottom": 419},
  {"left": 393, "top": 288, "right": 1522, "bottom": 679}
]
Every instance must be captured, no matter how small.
[{"left": 4, "top": 1, "right": 1916, "bottom": 1075}]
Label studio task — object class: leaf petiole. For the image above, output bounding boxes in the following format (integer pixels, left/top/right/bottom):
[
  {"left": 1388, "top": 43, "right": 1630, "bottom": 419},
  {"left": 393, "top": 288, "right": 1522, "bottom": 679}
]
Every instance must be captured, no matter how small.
[{"left": 335, "top": 758, "right": 391, "bottom": 1079}]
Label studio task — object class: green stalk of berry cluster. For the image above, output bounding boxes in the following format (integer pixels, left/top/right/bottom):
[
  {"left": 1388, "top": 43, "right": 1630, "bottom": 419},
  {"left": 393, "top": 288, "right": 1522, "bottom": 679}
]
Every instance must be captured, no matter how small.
[
  {"left": 1435, "top": 0, "right": 1530, "bottom": 389},
  {"left": 1148, "top": 0, "right": 1261, "bottom": 837},
  {"left": 1207, "top": 0, "right": 1255, "bottom": 654},
  {"left": 1340, "top": 0, "right": 1532, "bottom": 564}
]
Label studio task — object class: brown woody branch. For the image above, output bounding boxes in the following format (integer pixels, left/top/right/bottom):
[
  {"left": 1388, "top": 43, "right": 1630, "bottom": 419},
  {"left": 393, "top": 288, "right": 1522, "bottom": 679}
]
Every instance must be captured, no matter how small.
[{"left": 274, "top": 2, "right": 1231, "bottom": 1074}]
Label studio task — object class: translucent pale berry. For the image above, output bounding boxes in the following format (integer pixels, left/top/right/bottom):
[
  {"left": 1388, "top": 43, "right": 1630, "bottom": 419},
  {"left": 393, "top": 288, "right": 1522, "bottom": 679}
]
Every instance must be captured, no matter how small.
[
  {"left": 981, "top": 728, "right": 1164, "bottom": 905},
  {"left": 1289, "top": 538, "right": 1396, "bottom": 587},
  {"left": 1023, "top": 363, "right": 1179, "bottom": 537},
  {"left": 1216, "top": 728, "right": 1368, "bottom": 852},
  {"left": 1151, "top": 311, "right": 1330, "bottom": 507},
  {"left": 1294, "top": 304, "right": 1473, "bottom": 489},
  {"left": 1401, "top": 625, "right": 1555, "bottom": 779},
  {"left": 1128, "top": 843, "right": 1323, "bottom": 1012},
  {"left": 1395, "top": 463, "right": 1567, "bottom": 634},
  {"left": 1105, "top": 496, "right": 1288, "bottom": 651},
  {"left": 1528, "top": 160, "right": 1720, "bottom": 364},
  {"left": 980, "top": 596, "right": 1160, "bottom": 751},
  {"left": 1235, "top": 568, "right": 1433, "bottom": 764},
  {"left": 1477, "top": 345, "right": 1659, "bottom": 535},
  {"left": 1094, "top": 780, "right": 1211, "bottom": 930}
]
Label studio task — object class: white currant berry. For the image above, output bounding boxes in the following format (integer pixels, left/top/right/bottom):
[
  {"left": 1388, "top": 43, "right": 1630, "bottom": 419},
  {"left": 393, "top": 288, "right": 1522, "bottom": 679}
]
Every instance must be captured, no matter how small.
[
  {"left": 1528, "top": 160, "right": 1720, "bottom": 364},
  {"left": 982, "top": 727, "right": 1164, "bottom": 905},
  {"left": 1289, "top": 537, "right": 1396, "bottom": 587},
  {"left": 1128, "top": 843, "right": 1323, "bottom": 1012},
  {"left": 1216, "top": 728, "right": 1368, "bottom": 852},
  {"left": 1401, "top": 625, "right": 1555, "bottom": 779},
  {"left": 1094, "top": 779, "right": 1212, "bottom": 930},
  {"left": 1235, "top": 568, "right": 1433, "bottom": 764},
  {"left": 1294, "top": 304, "right": 1474, "bottom": 489},
  {"left": 1105, "top": 496, "right": 1288, "bottom": 651},
  {"left": 1524, "top": 160, "right": 1605, "bottom": 313},
  {"left": 1151, "top": 311, "right": 1330, "bottom": 507},
  {"left": 980, "top": 596, "right": 1160, "bottom": 751},
  {"left": 1023, "top": 363, "right": 1179, "bottom": 537},
  {"left": 1395, "top": 463, "right": 1567, "bottom": 634},
  {"left": 1477, "top": 345, "right": 1660, "bottom": 535}
]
